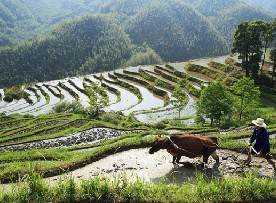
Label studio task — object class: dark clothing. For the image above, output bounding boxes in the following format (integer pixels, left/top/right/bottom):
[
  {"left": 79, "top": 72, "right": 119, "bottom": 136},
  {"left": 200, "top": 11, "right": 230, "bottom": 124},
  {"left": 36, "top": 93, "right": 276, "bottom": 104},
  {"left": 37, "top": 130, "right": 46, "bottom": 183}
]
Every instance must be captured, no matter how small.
[
  {"left": 249, "top": 127, "right": 270, "bottom": 154},
  {"left": 250, "top": 149, "right": 272, "bottom": 159}
]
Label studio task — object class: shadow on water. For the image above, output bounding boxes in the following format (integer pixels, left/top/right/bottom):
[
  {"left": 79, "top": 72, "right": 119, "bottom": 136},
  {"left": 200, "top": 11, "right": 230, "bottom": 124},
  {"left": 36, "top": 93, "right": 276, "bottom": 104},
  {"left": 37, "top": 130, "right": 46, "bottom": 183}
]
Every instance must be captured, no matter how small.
[{"left": 151, "top": 161, "right": 222, "bottom": 185}]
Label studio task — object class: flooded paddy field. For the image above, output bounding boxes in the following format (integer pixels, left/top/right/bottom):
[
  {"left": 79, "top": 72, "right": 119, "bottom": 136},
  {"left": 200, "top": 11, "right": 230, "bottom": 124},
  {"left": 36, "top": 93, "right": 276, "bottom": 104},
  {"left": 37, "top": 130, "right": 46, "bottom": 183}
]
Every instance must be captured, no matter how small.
[{"left": 0, "top": 55, "right": 240, "bottom": 123}]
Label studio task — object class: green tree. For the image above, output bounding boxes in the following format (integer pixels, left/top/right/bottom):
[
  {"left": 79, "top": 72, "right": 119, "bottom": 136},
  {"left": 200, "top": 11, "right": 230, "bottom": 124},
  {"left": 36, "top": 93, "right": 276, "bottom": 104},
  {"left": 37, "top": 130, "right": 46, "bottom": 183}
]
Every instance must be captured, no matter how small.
[
  {"left": 196, "top": 82, "right": 234, "bottom": 126},
  {"left": 232, "top": 77, "right": 260, "bottom": 120},
  {"left": 269, "top": 49, "right": 276, "bottom": 84},
  {"left": 254, "top": 21, "right": 274, "bottom": 73},
  {"left": 231, "top": 21, "right": 262, "bottom": 78},
  {"left": 87, "top": 81, "right": 108, "bottom": 117},
  {"left": 171, "top": 85, "right": 188, "bottom": 119},
  {"left": 269, "top": 19, "right": 276, "bottom": 84},
  {"left": 231, "top": 22, "right": 251, "bottom": 76}
]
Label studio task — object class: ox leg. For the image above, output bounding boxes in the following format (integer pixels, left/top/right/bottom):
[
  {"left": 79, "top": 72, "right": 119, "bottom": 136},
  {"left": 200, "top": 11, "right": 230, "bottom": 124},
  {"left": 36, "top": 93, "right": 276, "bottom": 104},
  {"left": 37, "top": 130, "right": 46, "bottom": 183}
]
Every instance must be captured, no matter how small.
[
  {"left": 172, "top": 156, "right": 181, "bottom": 163},
  {"left": 203, "top": 156, "right": 209, "bottom": 164},
  {"left": 172, "top": 156, "right": 177, "bottom": 163},
  {"left": 176, "top": 156, "right": 181, "bottom": 163},
  {"left": 211, "top": 151, "right": 219, "bottom": 162}
]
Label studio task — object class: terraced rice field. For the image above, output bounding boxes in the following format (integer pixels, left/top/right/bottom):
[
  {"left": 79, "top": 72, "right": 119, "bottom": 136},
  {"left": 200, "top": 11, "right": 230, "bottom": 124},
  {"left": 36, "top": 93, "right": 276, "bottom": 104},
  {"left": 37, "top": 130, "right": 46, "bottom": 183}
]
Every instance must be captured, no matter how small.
[
  {"left": 1, "top": 54, "right": 276, "bottom": 197},
  {"left": 0, "top": 55, "right": 241, "bottom": 123}
]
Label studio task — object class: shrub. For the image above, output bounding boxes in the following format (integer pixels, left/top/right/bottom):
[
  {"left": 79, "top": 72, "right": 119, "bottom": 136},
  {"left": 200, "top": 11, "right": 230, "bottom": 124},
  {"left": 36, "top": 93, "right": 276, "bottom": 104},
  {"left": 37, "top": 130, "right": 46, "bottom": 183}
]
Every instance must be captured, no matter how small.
[
  {"left": 154, "top": 121, "right": 167, "bottom": 129},
  {"left": 99, "top": 112, "right": 122, "bottom": 125},
  {"left": 52, "top": 101, "right": 85, "bottom": 114}
]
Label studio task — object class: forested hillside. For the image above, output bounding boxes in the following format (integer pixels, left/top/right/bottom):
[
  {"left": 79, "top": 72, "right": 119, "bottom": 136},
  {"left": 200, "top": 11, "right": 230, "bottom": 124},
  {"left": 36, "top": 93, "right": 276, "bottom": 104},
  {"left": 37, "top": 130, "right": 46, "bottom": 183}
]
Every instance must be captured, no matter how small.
[
  {"left": 186, "top": 0, "right": 273, "bottom": 45},
  {"left": 0, "top": 0, "right": 274, "bottom": 87},
  {"left": 242, "top": 0, "right": 276, "bottom": 14},
  {"left": 126, "top": 0, "right": 228, "bottom": 62},
  {"left": 0, "top": 0, "right": 109, "bottom": 47},
  {"left": 0, "top": 0, "right": 33, "bottom": 46},
  {"left": 0, "top": 15, "right": 134, "bottom": 87},
  {"left": 0, "top": 0, "right": 273, "bottom": 48}
]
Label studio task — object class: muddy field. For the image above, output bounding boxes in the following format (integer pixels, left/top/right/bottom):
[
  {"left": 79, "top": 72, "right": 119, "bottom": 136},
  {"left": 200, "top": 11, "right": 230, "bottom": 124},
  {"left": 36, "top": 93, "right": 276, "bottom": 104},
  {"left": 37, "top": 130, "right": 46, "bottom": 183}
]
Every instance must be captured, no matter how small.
[{"left": 47, "top": 148, "right": 276, "bottom": 185}]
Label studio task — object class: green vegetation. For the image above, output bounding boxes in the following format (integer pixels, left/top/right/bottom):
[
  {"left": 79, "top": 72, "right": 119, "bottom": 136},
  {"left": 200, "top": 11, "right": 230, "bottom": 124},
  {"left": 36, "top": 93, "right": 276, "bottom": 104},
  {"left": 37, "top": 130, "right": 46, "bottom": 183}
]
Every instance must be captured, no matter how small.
[
  {"left": 0, "top": 15, "right": 133, "bottom": 87},
  {"left": 3, "top": 86, "right": 32, "bottom": 104},
  {"left": 124, "top": 45, "right": 162, "bottom": 67},
  {"left": 51, "top": 101, "right": 85, "bottom": 114},
  {"left": 0, "top": 3, "right": 276, "bottom": 201},
  {"left": 243, "top": 0, "right": 276, "bottom": 13},
  {"left": 171, "top": 85, "right": 188, "bottom": 119},
  {"left": 231, "top": 20, "right": 276, "bottom": 82},
  {"left": 0, "top": 0, "right": 273, "bottom": 88},
  {"left": 186, "top": 63, "right": 223, "bottom": 80},
  {"left": 232, "top": 77, "right": 260, "bottom": 120},
  {"left": 0, "top": 172, "right": 275, "bottom": 203},
  {"left": 86, "top": 81, "right": 109, "bottom": 117},
  {"left": 196, "top": 81, "right": 234, "bottom": 126},
  {"left": 126, "top": 0, "right": 228, "bottom": 62}
]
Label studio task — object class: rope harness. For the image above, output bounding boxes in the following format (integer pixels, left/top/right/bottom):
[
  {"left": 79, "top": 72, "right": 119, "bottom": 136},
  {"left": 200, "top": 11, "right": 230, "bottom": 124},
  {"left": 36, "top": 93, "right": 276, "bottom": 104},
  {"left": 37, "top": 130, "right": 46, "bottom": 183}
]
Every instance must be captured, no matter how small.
[{"left": 166, "top": 136, "right": 219, "bottom": 157}]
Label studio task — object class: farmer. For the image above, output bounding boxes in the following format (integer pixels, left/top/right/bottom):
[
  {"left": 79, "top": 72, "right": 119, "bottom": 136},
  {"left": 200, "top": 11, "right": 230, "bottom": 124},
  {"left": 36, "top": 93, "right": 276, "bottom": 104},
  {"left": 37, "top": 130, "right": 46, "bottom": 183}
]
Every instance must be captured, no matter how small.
[{"left": 245, "top": 118, "right": 276, "bottom": 170}]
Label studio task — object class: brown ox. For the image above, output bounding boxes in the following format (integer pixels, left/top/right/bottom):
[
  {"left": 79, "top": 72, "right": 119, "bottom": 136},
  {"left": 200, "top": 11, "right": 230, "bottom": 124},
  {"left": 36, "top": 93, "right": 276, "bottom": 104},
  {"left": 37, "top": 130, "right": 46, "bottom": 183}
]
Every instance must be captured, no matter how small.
[{"left": 149, "top": 134, "right": 219, "bottom": 164}]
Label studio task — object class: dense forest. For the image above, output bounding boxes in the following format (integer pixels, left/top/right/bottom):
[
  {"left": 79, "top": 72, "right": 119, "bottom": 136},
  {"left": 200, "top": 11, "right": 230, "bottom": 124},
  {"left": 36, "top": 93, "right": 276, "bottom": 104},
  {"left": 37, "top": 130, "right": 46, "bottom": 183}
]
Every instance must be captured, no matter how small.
[
  {"left": 0, "top": 15, "right": 134, "bottom": 86},
  {"left": 0, "top": 0, "right": 272, "bottom": 47},
  {"left": 242, "top": 0, "right": 276, "bottom": 14},
  {"left": 125, "top": 0, "right": 228, "bottom": 62},
  {"left": 0, "top": 0, "right": 274, "bottom": 87}
]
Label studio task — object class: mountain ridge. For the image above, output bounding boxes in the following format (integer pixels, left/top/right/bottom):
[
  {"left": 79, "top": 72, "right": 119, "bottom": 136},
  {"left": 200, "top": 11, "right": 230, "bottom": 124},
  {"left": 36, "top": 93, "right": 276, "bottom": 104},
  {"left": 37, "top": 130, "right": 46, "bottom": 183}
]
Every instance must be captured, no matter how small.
[{"left": 0, "top": 0, "right": 274, "bottom": 87}]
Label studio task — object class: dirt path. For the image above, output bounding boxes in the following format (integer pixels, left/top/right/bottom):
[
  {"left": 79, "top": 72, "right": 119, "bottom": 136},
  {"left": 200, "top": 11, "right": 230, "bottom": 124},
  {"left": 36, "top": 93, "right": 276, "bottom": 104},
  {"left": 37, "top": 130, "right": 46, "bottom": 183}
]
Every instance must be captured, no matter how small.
[{"left": 45, "top": 148, "right": 275, "bottom": 186}]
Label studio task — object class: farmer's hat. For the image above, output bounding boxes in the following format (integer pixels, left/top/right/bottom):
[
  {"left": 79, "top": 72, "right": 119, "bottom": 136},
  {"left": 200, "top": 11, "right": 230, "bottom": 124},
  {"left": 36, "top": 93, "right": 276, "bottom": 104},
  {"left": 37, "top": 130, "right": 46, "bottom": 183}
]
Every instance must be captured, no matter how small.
[{"left": 252, "top": 118, "right": 267, "bottom": 127}]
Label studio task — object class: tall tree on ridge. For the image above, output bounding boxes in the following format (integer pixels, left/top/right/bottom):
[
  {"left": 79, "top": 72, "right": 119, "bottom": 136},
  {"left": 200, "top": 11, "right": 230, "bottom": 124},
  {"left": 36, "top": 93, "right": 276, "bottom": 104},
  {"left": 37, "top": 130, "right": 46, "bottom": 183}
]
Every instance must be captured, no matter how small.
[
  {"left": 231, "top": 21, "right": 263, "bottom": 79},
  {"left": 231, "top": 22, "right": 252, "bottom": 77},
  {"left": 269, "top": 49, "right": 276, "bottom": 84}
]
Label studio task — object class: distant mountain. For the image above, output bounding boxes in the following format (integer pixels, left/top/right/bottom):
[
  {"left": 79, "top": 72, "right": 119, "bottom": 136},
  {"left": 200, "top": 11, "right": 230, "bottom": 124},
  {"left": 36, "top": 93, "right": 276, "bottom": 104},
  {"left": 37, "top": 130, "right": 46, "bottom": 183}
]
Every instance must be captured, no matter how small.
[
  {"left": 0, "top": 0, "right": 34, "bottom": 46},
  {"left": 0, "top": 0, "right": 108, "bottom": 47},
  {"left": 214, "top": 4, "right": 272, "bottom": 45},
  {"left": 100, "top": 0, "right": 273, "bottom": 46},
  {"left": 0, "top": 0, "right": 273, "bottom": 48},
  {"left": 0, "top": 0, "right": 274, "bottom": 87},
  {"left": 242, "top": 0, "right": 276, "bottom": 14},
  {"left": 186, "top": 0, "right": 240, "bottom": 17},
  {"left": 126, "top": 0, "right": 229, "bottom": 61},
  {"left": 184, "top": 0, "right": 273, "bottom": 45},
  {"left": 0, "top": 15, "right": 134, "bottom": 87}
]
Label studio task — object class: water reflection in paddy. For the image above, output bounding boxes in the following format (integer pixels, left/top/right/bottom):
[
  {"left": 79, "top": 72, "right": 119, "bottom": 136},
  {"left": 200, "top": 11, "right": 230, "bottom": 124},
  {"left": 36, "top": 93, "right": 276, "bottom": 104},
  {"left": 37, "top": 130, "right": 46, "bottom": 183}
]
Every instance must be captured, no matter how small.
[
  {"left": 212, "top": 56, "right": 228, "bottom": 64},
  {"left": 45, "top": 79, "right": 76, "bottom": 103},
  {"left": 190, "top": 57, "right": 211, "bottom": 68},
  {"left": 124, "top": 66, "right": 139, "bottom": 73},
  {"left": 168, "top": 62, "right": 188, "bottom": 73},
  {"left": 135, "top": 94, "right": 196, "bottom": 124},
  {"left": 102, "top": 81, "right": 138, "bottom": 113},
  {"left": 122, "top": 79, "right": 164, "bottom": 115},
  {"left": 41, "top": 86, "right": 60, "bottom": 105},
  {"left": 61, "top": 81, "right": 90, "bottom": 107},
  {"left": 14, "top": 89, "right": 47, "bottom": 114},
  {"left": 2, "top": 99, "right": 28, "bottom": 113},
  {"left": 86, "top": 75, "right": 118, "bottom": 105},
  {"left": 140, "top": 65, "right": 155, "bottom": 73},
  {"left": 70, "top": 77, "right": 85, "bottom": 90},
  {"left": 87, "top": 74, "right": 138, "bottom": 112},
  {"left": 25, "top": 88, "right": 58, "bottom": 116}
]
